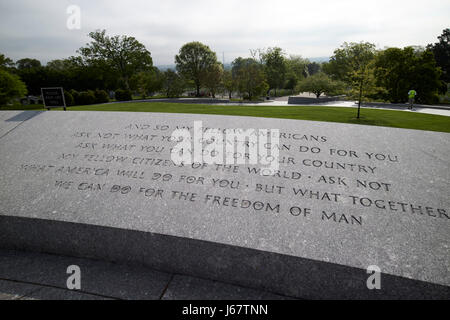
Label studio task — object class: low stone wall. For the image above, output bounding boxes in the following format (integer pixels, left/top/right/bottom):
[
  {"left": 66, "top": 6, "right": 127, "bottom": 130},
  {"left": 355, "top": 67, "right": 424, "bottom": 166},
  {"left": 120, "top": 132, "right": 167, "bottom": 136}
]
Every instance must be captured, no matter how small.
[{"left": 288, "top": 96, "right": 341, "bottom": 105}]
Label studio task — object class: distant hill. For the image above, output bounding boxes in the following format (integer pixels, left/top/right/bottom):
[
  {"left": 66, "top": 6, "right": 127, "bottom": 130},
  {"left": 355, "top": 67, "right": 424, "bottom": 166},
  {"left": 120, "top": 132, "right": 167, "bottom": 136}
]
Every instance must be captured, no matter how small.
[
  {"left": 157, "top": 63, "right": 232, "bottom": 71},
  {"left": 156, "top": 57, "right": 329, "bottom": 71},
  {"left": 308, "top": 57, "right": 330, "bottom": 63},
  {"left": 156, "top": 65, "right": 176, "bottom": 71}
]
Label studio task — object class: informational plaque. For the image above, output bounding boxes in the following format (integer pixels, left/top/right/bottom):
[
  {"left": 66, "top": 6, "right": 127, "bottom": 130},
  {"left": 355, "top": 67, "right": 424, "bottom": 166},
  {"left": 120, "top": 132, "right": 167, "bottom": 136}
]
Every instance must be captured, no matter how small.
[{"left": 41, "top": 87, "right": 66, "bottom": 110}]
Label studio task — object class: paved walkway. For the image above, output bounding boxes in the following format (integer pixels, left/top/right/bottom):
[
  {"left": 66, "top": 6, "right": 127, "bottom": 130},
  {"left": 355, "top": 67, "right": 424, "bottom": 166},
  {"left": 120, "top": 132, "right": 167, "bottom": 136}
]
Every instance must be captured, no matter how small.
[
  {"left": 235, "top": 100, "right": 450, "bottom": 117},
  {"left": 0, "top": 249, "right": 294, "bottom": 300},
  {"left": 199, "top": 95, "right": 450, "bottom": 117},
  {"left": 99, "top": 95, "right": 450, "bottom": 117}
]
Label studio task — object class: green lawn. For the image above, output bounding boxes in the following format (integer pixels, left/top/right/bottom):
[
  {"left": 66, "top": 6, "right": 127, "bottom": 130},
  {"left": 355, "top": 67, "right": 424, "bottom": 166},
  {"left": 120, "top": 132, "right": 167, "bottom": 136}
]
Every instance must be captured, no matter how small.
[{"left": 2, "top": 102, "right": 450, "bottom": 133}]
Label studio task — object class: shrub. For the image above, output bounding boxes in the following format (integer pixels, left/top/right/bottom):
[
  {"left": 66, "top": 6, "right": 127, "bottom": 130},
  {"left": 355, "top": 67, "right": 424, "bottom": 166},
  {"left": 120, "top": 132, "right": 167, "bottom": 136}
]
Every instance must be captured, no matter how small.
[
  {"left": 70, "top": 89, "right": 80, "bottom": 105},
  {"left": 77, "top": 91, "right": 96, "bottom": 105},
  {"left": 63, "top": 90, "right": 74, "bottom": 106},
  {"left": 94, "top": 89, "right": 109, "bottom": 104},
  {"left": 115, "top": 89, "right": 132, "bottom": 101},
  {"left": 0, "top": 69, "right": 27, "bottom": 106}
]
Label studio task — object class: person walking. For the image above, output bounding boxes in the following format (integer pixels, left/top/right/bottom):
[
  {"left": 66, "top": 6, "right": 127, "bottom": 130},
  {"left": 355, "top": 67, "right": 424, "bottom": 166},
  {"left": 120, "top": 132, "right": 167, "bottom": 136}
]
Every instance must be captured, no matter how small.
[{"left": 408, "top": 89, "right": 417, "bottom": 110}]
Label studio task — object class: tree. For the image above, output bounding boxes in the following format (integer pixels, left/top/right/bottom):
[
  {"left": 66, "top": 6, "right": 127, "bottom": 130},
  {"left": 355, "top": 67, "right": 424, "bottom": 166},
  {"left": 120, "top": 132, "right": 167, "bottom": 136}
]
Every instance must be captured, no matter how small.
[
  {"left": 232, "top": 57, "right": 268, "bottom": 100},
  {"left": 130, "top": 71, "right": 150, "bottom": 98},
  {"left": 427, "top": 29, "right": 450, "bottom": 83},
  {"left": 15, "top": 58, "right": 46, "bottom": 95},
  {"left": 374, "top": 47, "right": 411, "bottom": 103},
  {"left": 0, "top": 69, "right": 27, "bottom": 106},
  {"left": 307, "top": 62, "right": 321, "bottom": 76},
  {"left": 285, "top": 55, "right": 309, "bottom": 91},
  {"left": 324, "top": 42, "right": 377, "bottom": 118},
  {"left": 261, "top": 47, "right": 287, "bottom": 95},
  {"left": 16, "top": 58, "right": 41, "bottom": 70},
  {"left": 175, "top": 42, "right": 218, "bottom": 97},
  {"left": 295, "top": 73, "right": 343, "bottom": 98},
  {"left": 410, "top": 49, "right": 442, "bottom": 104},
  {"left": 375, "top": 47, "right": 441, "bottom": 104},
  {"left": 0, "top": 54, "right": 15, "bottom": 71},
  {"left": 130, "top": 67, "right": 163, "bottom": 98},
  {"left": 201, "top": 63, "right": 223, "bottom": 98},
  {"left": 143, "top": 67, "right": 164, "bottom": 96},
  {"left": 222, "top": 69, "right": 235, "bottom": 99},
  {"left": 162, "top": 70, "right": 185, "bottom": 98},
  {"left": 78, "top": 30, "right": 153, "bottom": 90}
]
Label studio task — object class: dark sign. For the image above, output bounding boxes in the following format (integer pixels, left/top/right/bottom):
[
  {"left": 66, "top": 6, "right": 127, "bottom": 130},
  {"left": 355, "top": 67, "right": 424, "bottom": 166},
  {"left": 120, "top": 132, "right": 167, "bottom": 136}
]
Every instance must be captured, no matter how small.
[{"left": 41, "top": 87, "right": 66, "bottom": 110}]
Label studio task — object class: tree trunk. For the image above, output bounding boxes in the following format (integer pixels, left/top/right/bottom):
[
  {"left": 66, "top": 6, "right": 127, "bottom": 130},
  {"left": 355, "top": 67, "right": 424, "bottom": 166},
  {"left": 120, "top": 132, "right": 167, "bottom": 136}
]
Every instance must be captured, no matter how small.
[
  {"left": 123, "top": 76, "right": 130, "bottom": 90},
  {"left": 357, "top": 80, "right": 363, "bottom": 119},
  {"left": 196, "top": 83, "right": 200, "bottom": 97}
]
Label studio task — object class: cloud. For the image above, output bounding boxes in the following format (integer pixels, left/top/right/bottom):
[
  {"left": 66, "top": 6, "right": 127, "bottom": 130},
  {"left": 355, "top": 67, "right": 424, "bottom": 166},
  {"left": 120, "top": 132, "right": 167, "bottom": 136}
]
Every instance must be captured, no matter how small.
[{"left": 0, "top": 0, "right": 448, "bottom": 65}]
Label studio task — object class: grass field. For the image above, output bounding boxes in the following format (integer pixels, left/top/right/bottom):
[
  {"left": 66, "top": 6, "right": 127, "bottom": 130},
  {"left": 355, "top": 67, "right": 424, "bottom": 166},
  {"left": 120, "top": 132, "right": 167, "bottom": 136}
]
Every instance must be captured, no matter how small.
[{"left": 2, "top": 102, "right": 450, "bottom": 133}]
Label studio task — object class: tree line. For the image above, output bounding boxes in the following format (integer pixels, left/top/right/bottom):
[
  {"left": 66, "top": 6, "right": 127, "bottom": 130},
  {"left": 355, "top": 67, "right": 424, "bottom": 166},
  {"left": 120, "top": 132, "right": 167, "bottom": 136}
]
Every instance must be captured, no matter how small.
[{"left": 1, "top": 28, "right": 448, "bottom": 107}]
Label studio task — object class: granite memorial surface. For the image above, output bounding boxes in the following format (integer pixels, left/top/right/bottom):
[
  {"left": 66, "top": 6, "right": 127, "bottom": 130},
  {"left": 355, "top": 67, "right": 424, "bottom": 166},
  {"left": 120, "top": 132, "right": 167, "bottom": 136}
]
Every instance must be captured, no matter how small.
[
  {"left": 0, "top": 111, "right": 43, "bottom": 139},
  {"left": 0, "top": 110, "right": 448, "bottom": 299}
]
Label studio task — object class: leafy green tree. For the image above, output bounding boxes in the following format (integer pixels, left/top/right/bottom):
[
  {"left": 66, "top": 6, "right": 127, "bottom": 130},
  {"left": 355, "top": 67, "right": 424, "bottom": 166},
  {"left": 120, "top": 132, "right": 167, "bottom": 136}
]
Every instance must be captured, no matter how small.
[
  {"left": 16, "top": 58, "right": 41, "bottom": 70},
  {"left": 427, "top": 29, "right": 450, "bottom": 84},
  {"left": 295, "top": 73, "right": 344, "bottom": 98},
  {"left": 46, "top": 59, "right": 80, "bottom": 91},
  {"left": 0, "top": 54, "right": 15, "bottom": 71},
  {"left": 374, "top": 48, "right": 411, "bottom": 103},
  {"left": 0, "top": 69, "right": 28, "bottom": 106},
  {"left": 324, "top": 42, "right": 377, "bottom": 118},
  {"left": 375, "top": 47, "right": 441, "bottom": 104},
  {"left": 410, "top": 49, "right": 442, "bottom": 104},
  {"left": 222, "top": 69, "right": 235, "bottom": 99},
  {"left": 130, "top": 67, "right": 164, "bottom": 98},
  {"left": 349, "top": 61, "right": 381, "bottom": 111},
  {"left": 232, "top": 58, "right": 268, "bottom": 100},
  {"left": 66, "top": 56, "right": 118, "bottom": 91},
  {"left": 307, "top": 62, "right": 321, "bottom": 76},
  {"left": 130, "top": 71, "right": 150, "bottom": 98},
  {"left": 146, "top": 67, "right": 164, "bottom": 96},
  {"left": 285, "top": 55, "right": 309, "bottom": 91},
  {"left": 261, "top": 47, "right": 287, "bottom": 95},
  {"left": 15, "top": 58, "right": 46, "bottom": 95},
  {"left": 201, "top": 63, "right": 223, "bottom": 98},
  {"left": 162, "top": 70, "right": 185, "bottom": 98},
  {"left": 175, "top": 42, "right": 218, "bottom": 97},
  {"left": 78, "top": 30, "right": 153, "bottom": 90}
]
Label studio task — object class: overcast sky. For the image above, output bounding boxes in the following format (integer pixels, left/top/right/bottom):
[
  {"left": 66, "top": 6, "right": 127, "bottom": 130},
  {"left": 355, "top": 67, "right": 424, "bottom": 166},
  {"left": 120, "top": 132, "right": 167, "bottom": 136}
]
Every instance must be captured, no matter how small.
[{"left": 0, "top": 0, "right": 448, "bottom": 65}]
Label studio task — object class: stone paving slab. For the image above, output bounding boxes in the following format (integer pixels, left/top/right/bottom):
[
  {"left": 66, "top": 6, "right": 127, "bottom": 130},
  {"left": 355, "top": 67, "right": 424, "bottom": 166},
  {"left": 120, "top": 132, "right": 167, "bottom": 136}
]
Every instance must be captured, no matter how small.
[
  {"left": 0, "top": 249, "right": 171, "bottom": 300},
  {"left": 0, "top": 249, "right": 290, "bottom": 300},
  {"left": 162, "top": 275, "right": 294, "bottom": 300},
  {"left": 0, "top": 279, "right": 112, "bottom": 300}
]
